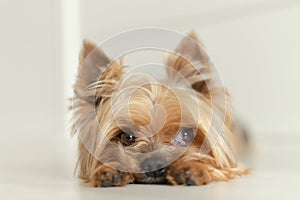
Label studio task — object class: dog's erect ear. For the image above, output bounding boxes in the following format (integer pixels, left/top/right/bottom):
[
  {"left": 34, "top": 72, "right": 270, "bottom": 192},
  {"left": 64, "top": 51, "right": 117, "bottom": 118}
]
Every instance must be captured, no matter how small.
[
  {"left": 166, "top": 31, "right": 212, "bottom": 95},
  {"left": 74, "top": 40, "right": 110, "bottom": 104},
  {"left": 175, "top": 31, "right": 209, "bottom": 65},
  {"left": 78, "top": 40, "right": 110, "bottom": 87}
]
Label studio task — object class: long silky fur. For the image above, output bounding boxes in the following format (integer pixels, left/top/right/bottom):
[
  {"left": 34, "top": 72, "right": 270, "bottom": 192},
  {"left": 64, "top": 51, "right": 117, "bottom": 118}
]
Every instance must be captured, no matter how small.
[{"left": 70, "top": 33, "right": 249, "bottom": 186}]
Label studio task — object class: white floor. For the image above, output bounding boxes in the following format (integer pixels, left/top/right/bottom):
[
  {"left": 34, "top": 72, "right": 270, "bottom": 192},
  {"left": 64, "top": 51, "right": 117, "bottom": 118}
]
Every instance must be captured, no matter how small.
[{"left": 1, "top": 132, "right": 299, "bottom": 200}]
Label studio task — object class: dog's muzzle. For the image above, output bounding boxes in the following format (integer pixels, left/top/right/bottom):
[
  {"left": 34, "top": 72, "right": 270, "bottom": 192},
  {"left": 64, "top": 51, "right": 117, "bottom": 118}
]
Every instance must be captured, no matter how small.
[{"left": 140, "top": 157, "right": 168, "bottom": 178}]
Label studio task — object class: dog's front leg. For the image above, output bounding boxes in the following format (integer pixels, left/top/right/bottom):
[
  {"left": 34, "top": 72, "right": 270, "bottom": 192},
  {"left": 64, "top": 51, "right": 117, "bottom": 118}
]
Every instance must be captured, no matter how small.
[
  {"left": 166, "top": 161, "right": 210, "bottom": 186},
  {"left": 89, "top": 163, "right": 134, "bottom": 187}
]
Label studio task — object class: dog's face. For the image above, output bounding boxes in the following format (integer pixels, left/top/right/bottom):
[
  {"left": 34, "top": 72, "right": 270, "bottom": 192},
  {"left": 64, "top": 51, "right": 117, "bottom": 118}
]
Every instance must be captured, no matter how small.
[
  {"left": 97, "top": 79, "right": 210, "bottom": 183},
  {"left": 72, "top": 31, "right": 246, "bottom": 186}
]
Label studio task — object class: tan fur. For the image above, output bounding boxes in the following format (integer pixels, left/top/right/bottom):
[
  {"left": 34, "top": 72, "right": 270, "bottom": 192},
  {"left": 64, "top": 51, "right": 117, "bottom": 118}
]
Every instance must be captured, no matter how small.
[{"left": 70, "top": 32, "right": 249, "bottom": 187}]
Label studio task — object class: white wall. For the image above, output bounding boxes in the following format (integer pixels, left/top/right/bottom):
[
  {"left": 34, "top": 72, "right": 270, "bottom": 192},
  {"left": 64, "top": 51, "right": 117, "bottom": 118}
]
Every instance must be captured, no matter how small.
[
  {"left": 79, "top": 0, "right": 300, "bottom": 134},
  {"left": 198, "top": 7, "right": 300, "bottom": 134},
  {"left": 0, "top": 0, "right": 68, "bottom": 176},
  {"left": 0, "top": 0, "right": 63, "bottom": 135}
]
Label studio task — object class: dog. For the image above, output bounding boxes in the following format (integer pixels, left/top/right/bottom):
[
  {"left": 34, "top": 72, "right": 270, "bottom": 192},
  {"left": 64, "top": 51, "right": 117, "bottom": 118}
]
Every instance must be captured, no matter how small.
[{"left": 70, "top": 31, "right": 249, "bottom": 187}]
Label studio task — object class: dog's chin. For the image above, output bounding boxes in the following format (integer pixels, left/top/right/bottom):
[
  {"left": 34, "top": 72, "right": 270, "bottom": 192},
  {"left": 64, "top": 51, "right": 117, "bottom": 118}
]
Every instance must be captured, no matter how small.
[{"left": 134, "top": 174, "right": 167, "bottom": 184}]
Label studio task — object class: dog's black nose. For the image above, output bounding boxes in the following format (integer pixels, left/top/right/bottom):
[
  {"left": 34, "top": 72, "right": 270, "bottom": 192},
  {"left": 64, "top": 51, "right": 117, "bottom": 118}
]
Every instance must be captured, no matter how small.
[{"left": 141, "top": 157, "right": 168, "bottom": 178}]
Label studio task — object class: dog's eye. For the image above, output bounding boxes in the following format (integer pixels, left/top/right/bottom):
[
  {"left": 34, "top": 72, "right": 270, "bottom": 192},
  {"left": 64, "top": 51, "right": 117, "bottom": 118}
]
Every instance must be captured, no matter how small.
[
  {"left": 119, "top": 131, "right": 136, "bottom": 146},
  {"left": 173, "top": 128, "right": 195, "bottom": 146}
]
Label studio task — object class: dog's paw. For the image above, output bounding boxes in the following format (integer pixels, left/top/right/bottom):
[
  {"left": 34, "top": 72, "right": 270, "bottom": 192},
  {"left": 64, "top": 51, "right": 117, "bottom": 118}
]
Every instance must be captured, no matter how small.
[
  {"left": 166, "top": 162, "right": 208, "bottom": 186},
  {"left": 90, "top": 165, "right": 133, "bottom": 187}
]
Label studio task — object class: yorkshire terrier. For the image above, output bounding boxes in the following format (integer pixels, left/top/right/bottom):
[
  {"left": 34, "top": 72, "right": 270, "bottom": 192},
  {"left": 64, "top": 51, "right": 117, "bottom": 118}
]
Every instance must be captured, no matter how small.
[{"left": 71, "top": 31, "right": 249, "bottom": 187}]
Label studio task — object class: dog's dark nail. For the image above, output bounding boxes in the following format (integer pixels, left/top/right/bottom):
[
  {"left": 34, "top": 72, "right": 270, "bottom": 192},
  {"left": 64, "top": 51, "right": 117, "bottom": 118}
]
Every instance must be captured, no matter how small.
[
  {"left": 112, "top": 173, "right": 121, "bottom": 183},
  {"left": 102, "top": 180, "right": 112, "bottom": 187},
  {"left": 175, "top": 175, "right": 184, "bottom": 184},
  {"left": 186, "top": 177, "right": 196, "bottom": 185}
]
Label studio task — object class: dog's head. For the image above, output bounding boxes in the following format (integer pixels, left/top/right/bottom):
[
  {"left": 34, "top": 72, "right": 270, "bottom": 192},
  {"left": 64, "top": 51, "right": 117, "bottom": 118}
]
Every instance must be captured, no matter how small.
[{"left": 71, "top": 31, "right": 238, "bottom": 184}]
